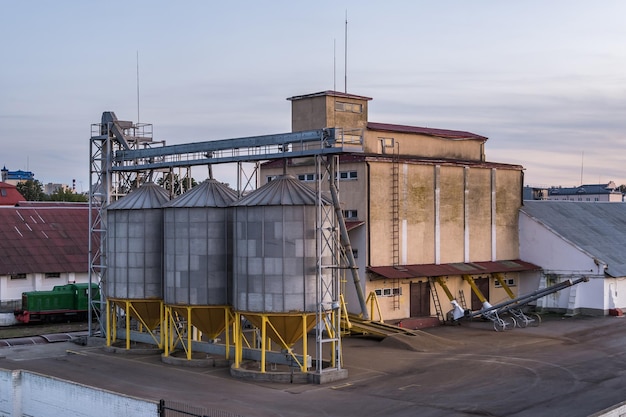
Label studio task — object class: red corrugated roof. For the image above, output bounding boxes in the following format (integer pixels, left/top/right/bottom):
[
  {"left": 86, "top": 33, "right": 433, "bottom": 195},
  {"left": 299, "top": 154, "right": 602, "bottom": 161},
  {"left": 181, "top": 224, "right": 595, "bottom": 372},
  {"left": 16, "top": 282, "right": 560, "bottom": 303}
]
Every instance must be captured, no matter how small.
[
  {"left": 368, "top": 260, "right": 540, "bottom": 280},
  {"left": 0, "top": 206, "right": 98, "bottom": 275},
  {"left": 0, "top": 182, "right": 25, "bottom": 206},
  {"left": 367, "top": 122, "right": 487, "bottom": 141}
]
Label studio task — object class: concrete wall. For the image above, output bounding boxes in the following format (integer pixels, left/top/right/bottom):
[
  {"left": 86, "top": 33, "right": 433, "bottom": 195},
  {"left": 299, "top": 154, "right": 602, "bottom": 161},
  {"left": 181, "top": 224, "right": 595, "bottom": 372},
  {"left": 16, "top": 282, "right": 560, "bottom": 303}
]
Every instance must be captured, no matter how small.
[
  {"left": 0, "top": 369, "right": 158, "bottom": 417},
  {"left": 291, "top": 95, "right": 368, "bottom": 132},
  {"left": 368, "top": 161, "right": 521, "bottom": 267},
  {"left": 363, "top": 130, "right": 485, "bottom": 161}
]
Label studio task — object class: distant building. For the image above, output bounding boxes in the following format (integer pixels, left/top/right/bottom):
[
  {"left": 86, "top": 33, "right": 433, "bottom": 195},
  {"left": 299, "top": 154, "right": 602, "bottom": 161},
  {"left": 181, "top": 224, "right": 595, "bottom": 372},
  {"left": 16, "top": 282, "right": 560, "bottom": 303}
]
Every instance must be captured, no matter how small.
[
  {"left": 520, "top": 201, "right": 626, "bottom": 315},
  {"left": 524, "top": 182, "right": 623, "bottom": 202},
  {"left": 44, "top": 182, "right": 70, "bottom": 194},
  {"left": 523, "top": 186, "right": 549, "bottom": 201},
  {"left": 0, "top": 182, "right": 25, "bottom": 206},
  {"left": 548, "top": 182, "right": 623, "bottom": 202},
  {"left": 1, "top": 166, "right": 35, "bottom": 186},
  {"left": 0, "top": 205, "right": 96, "bottom": 311}
]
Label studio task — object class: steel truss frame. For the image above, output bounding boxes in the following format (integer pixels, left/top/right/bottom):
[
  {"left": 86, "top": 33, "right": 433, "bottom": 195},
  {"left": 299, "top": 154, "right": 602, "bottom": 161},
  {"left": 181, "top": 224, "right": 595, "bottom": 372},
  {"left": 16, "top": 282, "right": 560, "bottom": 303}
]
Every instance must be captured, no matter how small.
[{"left": 89, "top": 114, "right": 363, "bottom": 376}]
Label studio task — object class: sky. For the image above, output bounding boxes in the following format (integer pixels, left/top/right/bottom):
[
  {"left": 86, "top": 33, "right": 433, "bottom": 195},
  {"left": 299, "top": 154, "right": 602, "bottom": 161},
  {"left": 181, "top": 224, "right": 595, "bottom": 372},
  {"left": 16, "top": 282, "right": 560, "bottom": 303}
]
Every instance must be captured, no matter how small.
[{"left": 2, "top": 1, "right": 626, "bottom": 192}]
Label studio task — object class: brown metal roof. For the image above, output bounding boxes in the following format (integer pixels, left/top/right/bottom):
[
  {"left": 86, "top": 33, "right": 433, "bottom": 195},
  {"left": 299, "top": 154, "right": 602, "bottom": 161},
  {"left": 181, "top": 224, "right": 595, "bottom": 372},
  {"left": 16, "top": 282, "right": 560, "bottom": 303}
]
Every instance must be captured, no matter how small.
[
  {"left": 287, "top": 90, "right": 373, "bottom": 102},
  {"left": 367, "top": 122, "right": 488, "bottom": 141},
  {"left": 368, "top": 260, "right": 541, "bottom": 280},
  {"left": 0, "top": 206, "right": 97, "bottom": 275},
  {"left": 0, "top": 182, "right": 25, "bottom": 206}
]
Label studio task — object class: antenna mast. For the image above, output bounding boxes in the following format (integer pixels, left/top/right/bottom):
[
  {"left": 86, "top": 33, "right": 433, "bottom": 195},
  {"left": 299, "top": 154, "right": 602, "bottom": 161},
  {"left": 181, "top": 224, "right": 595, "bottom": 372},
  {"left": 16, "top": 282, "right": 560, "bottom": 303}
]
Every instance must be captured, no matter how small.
[
  {"left": 333, "top": 39, "right": 336, "bottom": 92},
  {"left": 344, "top": 10, "right": 348, "bottom": 94},
  {"left": 136, "top": 50, "right": 140, "bottom": 123},
  {"left": 580, "top": 151, "right": 584, "bottom": 185}
]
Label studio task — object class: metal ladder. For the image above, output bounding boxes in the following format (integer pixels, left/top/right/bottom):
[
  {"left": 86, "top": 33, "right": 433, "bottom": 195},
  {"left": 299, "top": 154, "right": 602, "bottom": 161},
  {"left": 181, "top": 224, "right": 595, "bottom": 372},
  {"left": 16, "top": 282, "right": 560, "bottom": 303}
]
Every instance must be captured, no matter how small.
[
  {"left": 458, "top": 289, "right": 468, "bottom": 310},
  {"left": 565, "top": 281, "right": 579, "bottom": 316},
  {"left": 391, "top": 146, "right": 400, "bottom": 310},
  {"left": 429, "top": 278, "right": 444, "bottom": 322},
  {"left": 391, "top": 147, "right": 400, "bottom": 269}
]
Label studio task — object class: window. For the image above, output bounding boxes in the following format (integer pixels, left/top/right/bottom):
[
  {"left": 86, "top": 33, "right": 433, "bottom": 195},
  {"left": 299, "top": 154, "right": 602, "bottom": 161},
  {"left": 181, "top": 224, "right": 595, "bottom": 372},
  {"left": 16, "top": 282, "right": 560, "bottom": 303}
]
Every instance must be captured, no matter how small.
[
  {"left": 335, "top": 101, "right": 362, "bottom": 113},
  {"left": 380, "top": 137, "right": 395, "bottom": 154},
  {"left": 338, "top": 171, "right": 357, "bottom": 180},
  {"left": 343, "top": 210, "right": 358, "bottom": 219},
  {"left": 297, "top": 173, "right": 316, "bottom": 182},
  {"left": 10, "top": 273, "right": 26, "bottom": 280},
  {"left": 494, "top": 278, "right": 516, "bottom": 287},
  {"left": 374, "top": 287, "right": 402, "bottom": 297},
  {"left": 266, "top": 175, "right": 278, "bottom": 183},
  {"left": 352, "top": 249, "right": 358, "bottom": 259},
  {"left": 0, "top": 189, "right": 6, "bottom": 197},
  {"left": 45, "top": 272, "right": 61, "bottom": 279}
]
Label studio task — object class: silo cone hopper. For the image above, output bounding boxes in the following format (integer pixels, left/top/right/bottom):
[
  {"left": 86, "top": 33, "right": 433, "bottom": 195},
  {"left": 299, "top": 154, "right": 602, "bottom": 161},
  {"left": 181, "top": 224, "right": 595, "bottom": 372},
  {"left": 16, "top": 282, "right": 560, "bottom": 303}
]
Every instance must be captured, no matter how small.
[
  {"left": 107, "top": 299, "right": 164, "bottom": 349},
  {"left": 243, "top": 313, "right": 318, "bottom": 347}
]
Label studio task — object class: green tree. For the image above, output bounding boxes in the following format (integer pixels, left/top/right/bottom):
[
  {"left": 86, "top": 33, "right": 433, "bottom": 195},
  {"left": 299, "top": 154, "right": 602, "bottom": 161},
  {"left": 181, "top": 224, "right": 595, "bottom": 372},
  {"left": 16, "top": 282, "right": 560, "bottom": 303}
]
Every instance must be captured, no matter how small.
[
  {"left": 16, "top": 180, "right": 47, "bottom": 201},
  {"left": 49, "top": 187, "right": 88, "bottom": 202}
]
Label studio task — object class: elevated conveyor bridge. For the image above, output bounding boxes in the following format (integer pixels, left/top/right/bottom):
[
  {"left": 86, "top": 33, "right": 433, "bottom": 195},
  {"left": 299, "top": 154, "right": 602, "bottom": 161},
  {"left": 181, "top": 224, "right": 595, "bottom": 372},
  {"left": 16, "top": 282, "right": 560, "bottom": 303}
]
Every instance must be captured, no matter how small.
[{"left": 89, "top": 112, "right": 368, "bottom": 378}]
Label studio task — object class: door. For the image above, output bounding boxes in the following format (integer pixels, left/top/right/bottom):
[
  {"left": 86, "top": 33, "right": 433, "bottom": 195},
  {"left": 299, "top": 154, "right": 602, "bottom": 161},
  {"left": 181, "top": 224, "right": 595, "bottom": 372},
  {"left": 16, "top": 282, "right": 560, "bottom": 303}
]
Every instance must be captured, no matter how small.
[
  {"left": 410, "top": 281, "right": 430, "bottom": 317},
  {"left": 470, "top": 277, "right": 490, "bottom": 311}
]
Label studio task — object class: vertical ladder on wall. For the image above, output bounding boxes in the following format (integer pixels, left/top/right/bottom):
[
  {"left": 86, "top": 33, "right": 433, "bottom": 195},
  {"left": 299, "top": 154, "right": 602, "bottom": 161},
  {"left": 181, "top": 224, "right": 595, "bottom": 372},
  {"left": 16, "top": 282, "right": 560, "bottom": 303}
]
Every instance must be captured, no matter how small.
[
  {"left": 391, "top": 147, "right": 400, "bottom": 269},
  {"left": 391, "top": 146, "right": 401, "bottom": 310},
  {"left": 536, "top": 274, "right": 548, "bottom": 310},
  {"left": 392, "top": 279, "right": 400, "bottom": 310},
  {"left": 458, "top": 289, "right": 468, "bottom": 310},
  {"left": 565, "top": 281, "right": 579, "bottom": 317},
  {"left": 429, "top": 278, "right": 444, "bottom": 322}
]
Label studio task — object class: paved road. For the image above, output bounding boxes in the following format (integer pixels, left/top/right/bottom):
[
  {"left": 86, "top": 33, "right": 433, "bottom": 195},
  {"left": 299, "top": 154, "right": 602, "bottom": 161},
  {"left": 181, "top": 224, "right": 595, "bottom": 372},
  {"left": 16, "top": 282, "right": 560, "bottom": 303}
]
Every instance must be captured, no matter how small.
[{"left": 2, "top": 315, "right": 626, "bottom": 417}]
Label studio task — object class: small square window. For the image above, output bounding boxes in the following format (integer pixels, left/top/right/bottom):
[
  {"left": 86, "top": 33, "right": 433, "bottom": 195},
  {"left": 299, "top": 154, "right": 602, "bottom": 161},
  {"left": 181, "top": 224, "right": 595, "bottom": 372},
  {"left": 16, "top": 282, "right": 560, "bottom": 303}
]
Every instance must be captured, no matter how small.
[
  {"left": 45, "top": 272, "right": 61, "bottom": 278},
  {"left": 10, "top": 273, "right": 26, "bottom": 280}
]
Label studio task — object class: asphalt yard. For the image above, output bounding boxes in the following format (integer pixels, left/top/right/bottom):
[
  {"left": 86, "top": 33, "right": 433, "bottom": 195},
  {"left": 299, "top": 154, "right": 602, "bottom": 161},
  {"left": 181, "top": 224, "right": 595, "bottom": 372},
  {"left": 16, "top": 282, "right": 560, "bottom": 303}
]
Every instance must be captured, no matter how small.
[{"left": 2, "top": 314, "right": 626, "bottom": 417}]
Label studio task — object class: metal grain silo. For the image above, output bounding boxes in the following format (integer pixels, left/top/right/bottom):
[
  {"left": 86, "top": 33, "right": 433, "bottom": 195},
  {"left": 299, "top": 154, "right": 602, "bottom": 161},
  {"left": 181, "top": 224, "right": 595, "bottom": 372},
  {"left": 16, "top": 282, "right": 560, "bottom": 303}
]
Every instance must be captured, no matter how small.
[
  {"left": 232, "top": 174, "right": 334, "bottom": 363},
  {"left": 162, "top": 179, "right": 238, "bottom": 357},
  {"left": 105, "top": 182, "right": 169, "bottom": 346}
]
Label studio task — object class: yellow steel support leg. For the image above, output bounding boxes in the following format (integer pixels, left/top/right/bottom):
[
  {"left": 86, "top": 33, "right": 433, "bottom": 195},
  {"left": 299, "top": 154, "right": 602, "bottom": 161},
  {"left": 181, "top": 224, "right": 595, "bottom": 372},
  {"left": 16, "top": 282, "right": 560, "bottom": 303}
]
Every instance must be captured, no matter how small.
[
  {"left": 260, "top": 315, "right": 267, "bottom": 373},
  {"left": 494, "top": 273, "right": 516, "bottom": 299},
  {"left": 224, "top": 308, "right": 230, "bottom": 360},
  {"left": 106, "top": 299, "right": 111, "bottom": 347},
  {"left": 160, "top": 302, "right": 165, "bottom": 349},
  {"left": 435, "top": 277, "right": 455, "bottom": 301},
  {"left": 234, "top": 312, "right": 242, "bottom": 369},
  {"left": 186, "top": 306, "right": 192, "bottom": 360},
  {"left": 366, "top": 291, "right": 384, "bottom": 323},
  {"left": 463, "top": 275, "right": 487, "bottom": 304},
  {"left": 163, "top": 306, "right": 170, "bottom": 357},
  {"left": 301, "top": 313, "right": 308, "bottom": 372},
  {"left": 125, "top": 301, "right": 131, "bottom": 350}
]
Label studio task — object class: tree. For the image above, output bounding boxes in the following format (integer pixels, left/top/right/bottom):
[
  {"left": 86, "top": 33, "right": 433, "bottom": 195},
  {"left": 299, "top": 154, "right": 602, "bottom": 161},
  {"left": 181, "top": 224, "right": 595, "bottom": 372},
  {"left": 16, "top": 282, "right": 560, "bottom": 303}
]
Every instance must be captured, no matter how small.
[
  {"left": 49, "top": 187, "right": 88, "bottom": 202},
  {"left": 16, "top": 180, "right": 47, "bottom": 201}
]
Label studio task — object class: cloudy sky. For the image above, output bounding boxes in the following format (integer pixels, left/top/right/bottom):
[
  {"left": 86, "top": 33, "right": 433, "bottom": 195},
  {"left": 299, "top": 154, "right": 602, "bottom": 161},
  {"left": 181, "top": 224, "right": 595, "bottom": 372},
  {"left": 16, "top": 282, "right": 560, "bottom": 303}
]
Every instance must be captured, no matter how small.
[{"left": 2, "top": 1, "right": 626, "bottom": 191}]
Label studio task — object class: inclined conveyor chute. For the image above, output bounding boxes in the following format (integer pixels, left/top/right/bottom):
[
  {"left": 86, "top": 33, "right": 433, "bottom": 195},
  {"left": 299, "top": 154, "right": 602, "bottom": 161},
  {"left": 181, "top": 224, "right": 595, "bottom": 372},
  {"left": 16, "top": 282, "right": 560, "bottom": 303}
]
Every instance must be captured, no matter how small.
[{"left": 432, "top": 274, "right": 589, "bottom": 331}]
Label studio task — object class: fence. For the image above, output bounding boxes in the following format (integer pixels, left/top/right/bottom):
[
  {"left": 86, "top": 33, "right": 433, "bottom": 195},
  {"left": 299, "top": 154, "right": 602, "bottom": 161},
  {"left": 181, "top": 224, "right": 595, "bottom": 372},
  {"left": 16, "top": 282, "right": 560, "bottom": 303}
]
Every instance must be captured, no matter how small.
[{"left": 159, "top": 400, "right": 245, "bottom": 417}]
